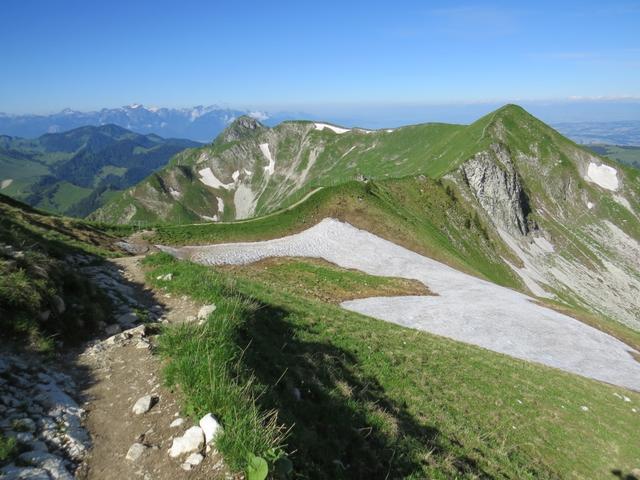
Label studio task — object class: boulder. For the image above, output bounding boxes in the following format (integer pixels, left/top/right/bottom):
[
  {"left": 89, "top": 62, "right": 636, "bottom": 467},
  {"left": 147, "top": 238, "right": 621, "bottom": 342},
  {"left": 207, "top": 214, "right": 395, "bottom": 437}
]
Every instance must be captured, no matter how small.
[{"left": 168, "top": 426, "right": 204, "bottom": 458}]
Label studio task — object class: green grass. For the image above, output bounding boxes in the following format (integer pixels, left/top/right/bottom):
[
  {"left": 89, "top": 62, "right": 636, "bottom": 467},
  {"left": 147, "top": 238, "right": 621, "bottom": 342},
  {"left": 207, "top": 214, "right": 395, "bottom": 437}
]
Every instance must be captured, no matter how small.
[
  {"left": 0, "top": 435, "right": 17, "bottom": 464},
  {"left": 149, "top": 177, "right": 523, "bottom": 291},
  {"left": 0, "top": 194, "right": 117, "bottom": 350},
  {"left": 144, "top": 252, "right": 640, "bottom": 479}
]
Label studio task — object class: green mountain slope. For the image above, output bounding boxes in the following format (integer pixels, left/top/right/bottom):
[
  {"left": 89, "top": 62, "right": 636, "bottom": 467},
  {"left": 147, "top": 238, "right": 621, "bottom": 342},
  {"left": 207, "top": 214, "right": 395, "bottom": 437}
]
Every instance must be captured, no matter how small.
[
  {"left": 0, "top": 125, "right": 200, "bottom": 216},
  {"left": 105, "top": 105, "right": 640, "bottom": 330}
]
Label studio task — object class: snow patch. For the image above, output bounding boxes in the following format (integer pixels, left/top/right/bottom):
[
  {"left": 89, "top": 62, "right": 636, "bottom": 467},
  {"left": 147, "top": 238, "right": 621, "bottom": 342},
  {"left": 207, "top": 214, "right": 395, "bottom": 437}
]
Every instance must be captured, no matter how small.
[
  {"left": 613, "top": 195, "right": 632, "bottom": 212},
  {"left": 169, "top": 187, "right": 182, "bottom": 199},
  {"left": 585, "top": 162, "right": 619, "bottom": 191},
  {"left": 243, "top": 168, "right": 253, "bottom": 176},
  {"left": 232, "top": 170, "right": 240, "bottom": 182},
  {"left": 0, "top": 179, "right": 13, "bottom": 189},
  {"left": 159, "top": 219, "right": 640, "bottom": 391},
  {"left": 313, "top": 123, "right": 350, "bottom": 134},
  {"left": 198, "top": 167, "right": 234, "bottom": 190},
  {"left": 234, "top": 184, "right": 256, "bottom": 219},
  {"left": 587, "top": 201, "right": 594, "bottom": 209},
  {"left": 200, "top": 215, "right": 218, "bottom": 222},
  {"left": 217, "top": 197, "right": 224, "bottom": 214},
  {"left": 259, "top": 143, "right": 275, "bottom": 175}
]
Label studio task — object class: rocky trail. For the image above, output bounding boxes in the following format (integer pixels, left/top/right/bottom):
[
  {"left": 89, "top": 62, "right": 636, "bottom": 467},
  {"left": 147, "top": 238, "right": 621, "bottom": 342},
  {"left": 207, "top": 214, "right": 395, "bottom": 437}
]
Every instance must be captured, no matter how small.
[{"left": 1, "top": 251, "right": 234, "bottom": 480}]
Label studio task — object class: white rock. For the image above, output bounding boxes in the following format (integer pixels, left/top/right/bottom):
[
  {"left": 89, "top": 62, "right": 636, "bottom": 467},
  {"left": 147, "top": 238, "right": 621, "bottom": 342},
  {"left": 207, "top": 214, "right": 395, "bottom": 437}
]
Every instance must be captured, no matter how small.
[
  {"left": 156, "top": 273, "right": 173, "bottom": 281},
  {"left": 170, "top": 418, "right": 185, "bottom": 428},
  {"left": 169, "top": 426, "right": 204, "bottom": 458},
  {"left": 126, "top": 442, "right": 146, "bottom": 461},
  {"left": 580, "top": 405, "right": 589, "bottom": 411},
  {"left": 197, "top": 305, "right": 216, "bottom": 320},
  {"left": 132, "top": 395, "right": 156, "bottom": 415},
  {"left": 185, "top": 452, "right": 204, "bottom": 466},
  {"left": 199, "top": 413, "right": 222, "bottom": 445}
]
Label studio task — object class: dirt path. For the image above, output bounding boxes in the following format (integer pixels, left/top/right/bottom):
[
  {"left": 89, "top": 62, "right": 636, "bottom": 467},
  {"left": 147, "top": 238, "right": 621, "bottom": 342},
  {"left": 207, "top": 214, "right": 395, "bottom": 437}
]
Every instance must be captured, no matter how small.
[{"left": 73, "top": 255, "right": 233, "bottom": 480}]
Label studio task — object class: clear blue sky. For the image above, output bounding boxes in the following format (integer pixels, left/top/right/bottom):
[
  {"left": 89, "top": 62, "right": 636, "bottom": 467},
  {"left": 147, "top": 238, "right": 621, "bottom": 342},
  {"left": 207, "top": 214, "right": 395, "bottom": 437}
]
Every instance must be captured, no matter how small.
[{"left": 1, "top": 0, "right": 639, "bottom": 114}]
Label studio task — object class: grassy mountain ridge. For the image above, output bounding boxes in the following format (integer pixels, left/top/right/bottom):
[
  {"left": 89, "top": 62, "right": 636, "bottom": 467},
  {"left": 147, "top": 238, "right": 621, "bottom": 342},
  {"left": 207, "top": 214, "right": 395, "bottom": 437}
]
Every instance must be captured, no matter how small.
[
  {"left": 104, "top": 104, "right": 640, "bottom": 330},
  {"left": 0, "top": 124, "right": 201, "bottom": 217}
]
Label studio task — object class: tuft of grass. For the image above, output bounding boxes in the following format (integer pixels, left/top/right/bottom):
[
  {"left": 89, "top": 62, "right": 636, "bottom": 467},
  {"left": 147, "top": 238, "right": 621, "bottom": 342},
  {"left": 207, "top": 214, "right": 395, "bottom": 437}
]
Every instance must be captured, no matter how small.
[
  {"left": 0, "top": 435, "right": 17, "bottom": 464},
  {"left": 146, "top": 254, "right": 288, "bottom": 473}
]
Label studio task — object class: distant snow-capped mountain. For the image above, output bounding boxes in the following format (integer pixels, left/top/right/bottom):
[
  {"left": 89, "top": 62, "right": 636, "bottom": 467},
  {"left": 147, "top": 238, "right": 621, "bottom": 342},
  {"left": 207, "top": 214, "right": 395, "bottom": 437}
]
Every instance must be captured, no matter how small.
[{"left": 0, "top": 105, "right": 276, "bottom": 142}]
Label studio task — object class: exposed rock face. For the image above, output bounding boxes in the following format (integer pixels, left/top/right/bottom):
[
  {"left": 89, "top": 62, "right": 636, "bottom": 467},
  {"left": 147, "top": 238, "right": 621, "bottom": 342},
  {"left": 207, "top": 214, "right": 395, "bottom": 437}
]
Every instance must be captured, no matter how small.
[
  {"left": 221, "top": 116, "right": 263, "bottom": 143},
  {"left": 461, "top": 144, "right": 532, "bottom": 237}
]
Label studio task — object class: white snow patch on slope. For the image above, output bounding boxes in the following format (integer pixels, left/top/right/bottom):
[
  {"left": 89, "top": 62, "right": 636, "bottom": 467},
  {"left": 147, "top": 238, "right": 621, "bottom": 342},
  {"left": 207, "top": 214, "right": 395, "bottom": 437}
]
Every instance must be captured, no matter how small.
[
  {"left": 198, "top": 168, "right": 234, "bottom": 190},
  {"left": 217, "top": 197, "right": 224, "bottom": 214},
  {"left": 169, "top": 187, "right": 182, "bottom": 199},
  {"left": 243, "top": 168, "right": 253, "bottom": 176},
  {"left": 234, "top": 184, "right": 256, "bottom": 220},
  {"left": 259, "top": 143, "right": 275, "bottom": 175},
  {"left": 159, "top": 219, "right": 640, "bottom": 391},
  {"left": 200, "top": 215, "right": 218, "bottom": 222},
  {"left": 587, "top": 201, "right": 594, "bottom": 209},
  {"left": 585, "top": 162, "right": 619, "bottom": 191},
  {"left": 613, "top": 195, "right": 633, "bottom": 212},
  {"left": 232, "top": 170, "right": 240, "bottom": 182},
  {"left": 0, "top": 179, "right": 13, "bottom": 189},
  {"left": 314, "top": 123, "right": 350, "bottom": 134}
]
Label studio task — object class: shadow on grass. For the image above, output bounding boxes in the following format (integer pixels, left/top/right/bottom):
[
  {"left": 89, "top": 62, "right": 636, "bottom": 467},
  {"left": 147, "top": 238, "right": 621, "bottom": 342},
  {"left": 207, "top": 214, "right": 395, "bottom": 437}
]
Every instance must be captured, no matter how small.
[
  {"left": 612, "top": 469, "right": 640, "bottom": 480},
  {"left": 236, "top": 302, "right": 493, "bottom": 480}
]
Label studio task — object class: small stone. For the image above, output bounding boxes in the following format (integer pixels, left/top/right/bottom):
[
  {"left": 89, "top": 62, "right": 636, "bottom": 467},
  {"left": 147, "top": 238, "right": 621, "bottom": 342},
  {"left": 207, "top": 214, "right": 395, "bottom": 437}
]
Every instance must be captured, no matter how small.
[
  {"left": 580, "top": 405, "right": 589, "bottom": 411},
  {"left": 291, "top": 387, "right": 302, "bottom": 401},
  {"left": 51, "top": 295, "right": 66, "bottom": 315},
  {"left": 156, "top": 273, "right": 173, "bottom": 281},
  {"left": 169, "top": 426, "right": 204, "bottom": 458},
  {"left": 13, "top": 417, "right": 36, "bottom": 432},
  {"left": 126, "top": 442, "right": 146, "bottom": 461},
  {"left": 104, "top": 324, "right": 121, "bottom": 336},
  {"left": 185, "top": 452, "right": 204, "bottom": 466},
  {"left": 117, "top": 312, "right": 138, "bottom": 326},
  {"left": 132, "top": 395, "right": 157, "bottom": 415},
  {"left": 170, "top": 418, "right": 185, "bottom": 428},
  {"left": 199, "top": 413, "right": 222, "bottom": 445},
  {"left": 197, "top": 304, "right": 216, "bottom": 320}
]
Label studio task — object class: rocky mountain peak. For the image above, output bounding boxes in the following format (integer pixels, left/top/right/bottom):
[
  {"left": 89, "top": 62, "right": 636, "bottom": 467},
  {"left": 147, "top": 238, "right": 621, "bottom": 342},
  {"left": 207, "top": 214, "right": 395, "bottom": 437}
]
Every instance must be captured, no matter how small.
[{"left": 220, "top": 115, "right": 264, "bottom": 143}]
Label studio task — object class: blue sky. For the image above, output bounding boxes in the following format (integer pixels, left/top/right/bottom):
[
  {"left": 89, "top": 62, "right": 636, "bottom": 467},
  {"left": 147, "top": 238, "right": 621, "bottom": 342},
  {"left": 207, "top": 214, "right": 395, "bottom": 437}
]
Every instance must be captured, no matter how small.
[{"left": 1, "top": 0, "right": 639, "bottom": 118}]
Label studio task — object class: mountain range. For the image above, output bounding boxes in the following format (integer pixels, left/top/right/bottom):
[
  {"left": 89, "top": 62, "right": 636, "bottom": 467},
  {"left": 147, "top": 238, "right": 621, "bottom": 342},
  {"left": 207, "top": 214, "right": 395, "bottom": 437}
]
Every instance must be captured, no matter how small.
[
  {"left": 0, "top": 105, "right": 276, "bottom": 142},
  {"left": 0, "top": 125, "right": 200, "bottom": 216}
]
